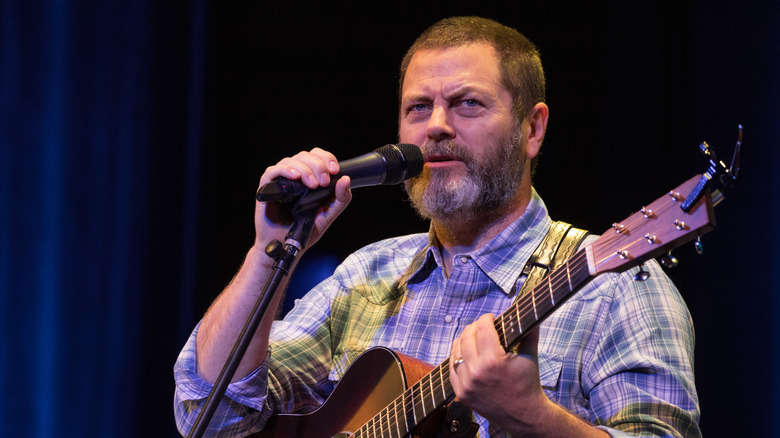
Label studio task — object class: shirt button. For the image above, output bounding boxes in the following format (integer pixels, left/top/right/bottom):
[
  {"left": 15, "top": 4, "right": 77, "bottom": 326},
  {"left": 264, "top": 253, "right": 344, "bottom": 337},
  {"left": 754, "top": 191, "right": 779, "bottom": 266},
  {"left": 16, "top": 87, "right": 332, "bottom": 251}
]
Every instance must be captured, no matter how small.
[
  {"left": 459, "top": 256, "right": 469, "bottom": 264},
  {"left": 444, "top": 315, "right": 453, "bottom": 323}
]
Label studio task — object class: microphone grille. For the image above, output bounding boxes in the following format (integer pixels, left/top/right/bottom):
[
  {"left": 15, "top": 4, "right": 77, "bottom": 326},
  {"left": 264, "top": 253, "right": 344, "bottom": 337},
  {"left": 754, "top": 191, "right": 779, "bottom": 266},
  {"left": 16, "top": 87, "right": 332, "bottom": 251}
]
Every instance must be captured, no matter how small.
[{"left": 375, "top": 143, "right": 424, "bottom": 185}]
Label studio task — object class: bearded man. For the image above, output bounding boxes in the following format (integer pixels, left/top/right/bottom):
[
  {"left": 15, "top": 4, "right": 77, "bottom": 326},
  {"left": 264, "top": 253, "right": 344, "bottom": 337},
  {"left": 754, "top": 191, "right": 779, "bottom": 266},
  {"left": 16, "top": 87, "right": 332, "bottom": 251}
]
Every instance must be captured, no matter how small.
[{"left": 175, "top": 16, "right": 701, "bottom": 438}]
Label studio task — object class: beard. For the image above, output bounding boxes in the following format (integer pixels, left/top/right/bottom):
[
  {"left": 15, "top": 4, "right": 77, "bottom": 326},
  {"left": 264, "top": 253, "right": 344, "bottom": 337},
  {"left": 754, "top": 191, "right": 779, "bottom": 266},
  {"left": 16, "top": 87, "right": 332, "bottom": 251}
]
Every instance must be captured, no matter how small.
[{"left": 404, "top": 129, "right": 527, "bottom": 225}]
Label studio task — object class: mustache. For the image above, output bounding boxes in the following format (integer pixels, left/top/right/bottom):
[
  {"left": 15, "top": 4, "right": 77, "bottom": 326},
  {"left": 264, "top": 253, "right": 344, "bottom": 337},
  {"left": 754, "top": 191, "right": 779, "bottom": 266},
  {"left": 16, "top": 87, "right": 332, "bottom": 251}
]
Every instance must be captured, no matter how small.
[{"left": 421, "top": 140, "right": 473, "bottom": 163}]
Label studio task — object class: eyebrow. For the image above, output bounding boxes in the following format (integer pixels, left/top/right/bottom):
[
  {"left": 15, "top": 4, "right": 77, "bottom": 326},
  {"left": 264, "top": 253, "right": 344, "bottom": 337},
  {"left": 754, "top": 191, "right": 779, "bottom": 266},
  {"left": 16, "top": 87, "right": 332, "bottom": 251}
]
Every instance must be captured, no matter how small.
[{"left": 402, "top": 85, "right": 494, "bottom": 105}]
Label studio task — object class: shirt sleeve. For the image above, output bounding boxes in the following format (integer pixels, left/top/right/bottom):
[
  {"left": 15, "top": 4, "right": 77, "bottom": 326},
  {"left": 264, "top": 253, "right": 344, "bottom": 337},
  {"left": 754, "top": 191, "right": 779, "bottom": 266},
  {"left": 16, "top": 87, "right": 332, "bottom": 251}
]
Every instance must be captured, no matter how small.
[
  {"left": 173, "top": 273, "right": 344, "bottom": 437},
  {"left": 585, "top": 262, "right": 702, "bottom": 437},
  {"left": 173, "top": 322, "right": 273, "bottom": 437}
]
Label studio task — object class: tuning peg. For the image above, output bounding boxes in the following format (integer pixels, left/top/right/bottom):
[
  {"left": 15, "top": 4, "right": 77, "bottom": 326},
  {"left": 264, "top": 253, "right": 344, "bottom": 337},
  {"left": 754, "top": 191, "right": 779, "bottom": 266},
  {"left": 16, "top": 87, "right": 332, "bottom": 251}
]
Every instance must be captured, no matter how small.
[
  {"left": 659, "top": 251, "right": 679, "bottom": 269},
  {"left": 633, "top": 264, "right": 650, "bottom": 282},
  {"left": 695, "top": 236, "right": 704, "bottom": 255}
]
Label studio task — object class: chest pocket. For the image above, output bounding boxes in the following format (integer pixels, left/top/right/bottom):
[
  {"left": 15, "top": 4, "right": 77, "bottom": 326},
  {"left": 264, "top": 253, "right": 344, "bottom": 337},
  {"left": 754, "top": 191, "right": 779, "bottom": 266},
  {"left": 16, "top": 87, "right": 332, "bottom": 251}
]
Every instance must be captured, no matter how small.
[{"left": 539, "top": 352, "right": 564, "bottom": 393}]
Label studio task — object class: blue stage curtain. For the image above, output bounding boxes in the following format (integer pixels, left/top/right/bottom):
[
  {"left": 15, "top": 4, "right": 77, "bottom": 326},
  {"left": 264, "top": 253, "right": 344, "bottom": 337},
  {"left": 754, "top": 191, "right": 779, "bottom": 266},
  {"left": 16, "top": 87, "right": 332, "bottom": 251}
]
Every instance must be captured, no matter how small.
[{"left": 0, "top": 1, "right": 205, "bottom": 436}]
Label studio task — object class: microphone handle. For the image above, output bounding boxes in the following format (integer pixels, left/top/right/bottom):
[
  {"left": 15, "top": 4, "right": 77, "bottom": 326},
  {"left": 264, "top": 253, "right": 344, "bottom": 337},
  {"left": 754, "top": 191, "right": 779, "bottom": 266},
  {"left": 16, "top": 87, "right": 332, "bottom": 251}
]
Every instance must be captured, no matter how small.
[{"left": 256, "top": 151, "right": 389, "bottom": 203}]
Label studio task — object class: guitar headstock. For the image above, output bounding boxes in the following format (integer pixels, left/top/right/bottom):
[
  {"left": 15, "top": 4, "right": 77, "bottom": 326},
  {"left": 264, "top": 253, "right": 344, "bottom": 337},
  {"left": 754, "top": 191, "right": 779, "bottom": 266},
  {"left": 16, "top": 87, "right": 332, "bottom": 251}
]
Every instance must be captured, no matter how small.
[{"left": 585, "top": 175, "right": 716, "bottom": 275}]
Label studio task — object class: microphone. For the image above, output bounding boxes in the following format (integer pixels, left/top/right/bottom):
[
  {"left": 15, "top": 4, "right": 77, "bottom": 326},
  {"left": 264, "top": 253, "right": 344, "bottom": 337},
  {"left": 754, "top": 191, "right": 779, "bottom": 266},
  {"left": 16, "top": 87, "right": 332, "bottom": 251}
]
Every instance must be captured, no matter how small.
[{"left": 256, "top": 143, "right": 424, "bottom": 204}]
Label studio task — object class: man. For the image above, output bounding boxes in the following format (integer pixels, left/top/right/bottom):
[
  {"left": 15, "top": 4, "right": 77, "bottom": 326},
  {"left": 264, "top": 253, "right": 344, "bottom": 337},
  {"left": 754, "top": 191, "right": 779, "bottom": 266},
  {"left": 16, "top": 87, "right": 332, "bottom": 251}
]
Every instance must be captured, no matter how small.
[{"left": 175, "top": 17, "right": 701, "bottom": 437}]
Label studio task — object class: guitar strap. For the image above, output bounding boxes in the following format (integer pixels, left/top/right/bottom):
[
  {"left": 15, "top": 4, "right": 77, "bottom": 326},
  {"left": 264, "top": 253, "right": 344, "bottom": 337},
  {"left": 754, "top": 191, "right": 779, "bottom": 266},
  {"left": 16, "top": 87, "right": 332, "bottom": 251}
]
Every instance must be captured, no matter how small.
[
  {"left": 517, "top": 220, "right": 590, "bottom": 298},
  {"left": 505, "top": 220, "right": 589, "bottom": 358},
  {"left": 440, "top": 221, "right": 589, "bottom": 438}
]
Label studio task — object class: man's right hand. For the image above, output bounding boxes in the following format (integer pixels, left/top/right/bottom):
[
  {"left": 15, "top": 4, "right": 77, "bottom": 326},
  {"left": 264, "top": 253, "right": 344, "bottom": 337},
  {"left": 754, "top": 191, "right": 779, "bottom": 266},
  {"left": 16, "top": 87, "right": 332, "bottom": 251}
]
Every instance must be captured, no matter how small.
[{"left": 196, "top": 147, "right": 352, "bottom": 384}]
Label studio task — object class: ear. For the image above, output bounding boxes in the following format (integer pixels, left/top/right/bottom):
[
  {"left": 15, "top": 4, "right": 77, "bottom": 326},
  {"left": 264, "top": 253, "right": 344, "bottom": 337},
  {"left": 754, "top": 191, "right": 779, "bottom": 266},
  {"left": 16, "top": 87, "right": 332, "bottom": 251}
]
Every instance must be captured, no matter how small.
[{"left": 523, "top": 102, "right": 549, "bottom": 160}]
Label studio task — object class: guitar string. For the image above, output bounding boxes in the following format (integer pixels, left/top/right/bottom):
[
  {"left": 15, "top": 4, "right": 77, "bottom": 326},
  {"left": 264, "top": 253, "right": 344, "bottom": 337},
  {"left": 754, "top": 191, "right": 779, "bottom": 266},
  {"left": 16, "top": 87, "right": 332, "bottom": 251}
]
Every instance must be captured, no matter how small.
[
  {"left": 493, "top": 251, "right": 589, "bottom": 347},
  {"left": 494, "top": 193, "right": 686, "bottom": 345},
  {"left": 354, "top": 357, "right": 454, "bottom": 438},
  {"left": 358, "top": 255, "right": 591, "bottom": 437},
  {"left": 354, "top": 193, "right": 695, "bottom": 437},
  {"left": 409, "top": 254, "right": 591, "bottom": 431},
  {"left": 353, "top": 359, "right": 439, "bottom": 438},
  {"left": 355, "top": 234, "right": 640, "bottom": 436},
  {"left": 495, "top": 189, "right": 687, "bottom": 345},
  {"left": 358, "top": 253, "right": 590, "bottom": 437},
  {"left": 495, "top": 191, "right": 698, "bottom": 346}
]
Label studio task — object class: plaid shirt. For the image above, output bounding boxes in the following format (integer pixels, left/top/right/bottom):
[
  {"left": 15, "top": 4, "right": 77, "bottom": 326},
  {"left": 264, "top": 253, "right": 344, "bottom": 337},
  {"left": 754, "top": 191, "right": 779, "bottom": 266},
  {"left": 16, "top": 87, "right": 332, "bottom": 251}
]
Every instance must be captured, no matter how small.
[{"left": 174, "top": 191, "right": 701, "bottom": 437}]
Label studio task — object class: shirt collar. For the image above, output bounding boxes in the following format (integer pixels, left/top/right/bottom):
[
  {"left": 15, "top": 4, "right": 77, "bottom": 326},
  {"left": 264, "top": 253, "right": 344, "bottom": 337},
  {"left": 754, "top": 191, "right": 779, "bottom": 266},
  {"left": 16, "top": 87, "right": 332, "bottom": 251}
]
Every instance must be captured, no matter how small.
[{"left": 404, "top": 189, "right": 552, "bottom": 296}]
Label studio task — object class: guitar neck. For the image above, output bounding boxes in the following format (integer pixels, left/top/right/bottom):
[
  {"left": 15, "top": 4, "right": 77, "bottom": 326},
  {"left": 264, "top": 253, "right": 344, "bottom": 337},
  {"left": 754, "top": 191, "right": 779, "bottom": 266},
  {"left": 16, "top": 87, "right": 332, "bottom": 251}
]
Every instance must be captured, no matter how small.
[
  {"left": 355, "top": 250, "right": 593, "bottom": 438},
  {"left": 496, "top": 250, "right": 592, "bottom": 350}
]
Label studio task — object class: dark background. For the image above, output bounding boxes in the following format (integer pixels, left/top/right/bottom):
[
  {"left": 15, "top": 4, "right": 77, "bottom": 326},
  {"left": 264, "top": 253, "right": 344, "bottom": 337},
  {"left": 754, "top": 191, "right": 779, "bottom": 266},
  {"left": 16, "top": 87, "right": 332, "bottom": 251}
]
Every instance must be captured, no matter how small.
[{"left": 1, "top": 1, "right": 777, "bottom": 436}]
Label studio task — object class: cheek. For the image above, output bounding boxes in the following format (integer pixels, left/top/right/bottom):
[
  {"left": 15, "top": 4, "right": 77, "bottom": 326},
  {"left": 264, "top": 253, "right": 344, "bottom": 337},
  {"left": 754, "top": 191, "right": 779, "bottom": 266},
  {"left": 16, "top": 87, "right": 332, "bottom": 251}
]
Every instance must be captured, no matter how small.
[{"left": 398, "top": 120, "right": 422, "bottom": 144}]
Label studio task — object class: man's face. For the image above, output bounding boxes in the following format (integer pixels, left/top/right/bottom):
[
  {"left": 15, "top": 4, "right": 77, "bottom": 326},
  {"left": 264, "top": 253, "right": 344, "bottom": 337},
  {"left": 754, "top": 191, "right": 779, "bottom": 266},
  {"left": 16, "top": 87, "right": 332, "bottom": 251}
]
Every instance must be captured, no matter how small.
[{"left": 399, "top": 43, "right": 526, "bottom": 222}]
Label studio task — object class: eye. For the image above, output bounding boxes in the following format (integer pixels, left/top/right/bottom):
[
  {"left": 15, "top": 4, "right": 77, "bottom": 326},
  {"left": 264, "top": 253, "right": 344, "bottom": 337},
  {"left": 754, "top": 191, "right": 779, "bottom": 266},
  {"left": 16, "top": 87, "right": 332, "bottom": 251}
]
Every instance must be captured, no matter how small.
[
  {"left": 463, "top": 99, "right": 479, "bottom": 107},
  {"left": 409, "top": 103, "right": 429, "bottom": 112}
]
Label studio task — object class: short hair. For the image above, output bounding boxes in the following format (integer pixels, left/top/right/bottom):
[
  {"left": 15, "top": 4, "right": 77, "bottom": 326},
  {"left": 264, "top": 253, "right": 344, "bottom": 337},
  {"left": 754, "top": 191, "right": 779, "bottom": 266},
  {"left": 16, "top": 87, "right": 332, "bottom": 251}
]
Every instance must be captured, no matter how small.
[{"left": 399, "top": 17, "right": 546, "bottom": 123}]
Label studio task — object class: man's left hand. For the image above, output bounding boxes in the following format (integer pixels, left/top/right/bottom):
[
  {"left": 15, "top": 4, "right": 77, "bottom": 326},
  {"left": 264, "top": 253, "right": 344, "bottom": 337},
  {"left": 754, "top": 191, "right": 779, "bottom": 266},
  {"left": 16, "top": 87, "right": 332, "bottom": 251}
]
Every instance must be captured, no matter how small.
[{"left": 449, "top": 313, "right": 548, "bottom": 430}]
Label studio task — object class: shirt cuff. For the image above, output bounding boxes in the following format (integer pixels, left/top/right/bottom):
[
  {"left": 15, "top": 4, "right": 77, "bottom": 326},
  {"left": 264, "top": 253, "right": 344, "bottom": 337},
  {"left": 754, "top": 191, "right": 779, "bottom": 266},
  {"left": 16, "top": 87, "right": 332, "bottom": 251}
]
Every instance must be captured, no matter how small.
[{"left": 174, "top": 322, "right": 270, "bottom": 410}]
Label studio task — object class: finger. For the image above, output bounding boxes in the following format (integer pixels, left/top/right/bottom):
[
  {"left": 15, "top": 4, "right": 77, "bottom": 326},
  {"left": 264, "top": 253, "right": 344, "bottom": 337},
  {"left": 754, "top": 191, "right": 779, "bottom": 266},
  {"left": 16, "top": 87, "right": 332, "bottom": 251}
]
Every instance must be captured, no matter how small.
[
  {"left": 515, "top": 326, "right": 540, "bottom": 362},
  {"left": 260, "top": 149, "right": 337, "bottom": 190},
  {"left": 333, "top": 175, "right": 352, "bottom": 203},
  {"left": 449, "top": 337, "right": 464, "bottom": 390},
  {"left": 308, "top": 147, "right": 340, "bottom": 175},
  {"left": 473, "top": 313, "right": 502, "bottom": 356},
  {"left": 259, "top": 161, "right": 303, "bottom": 187},
  {"left": 450, "top": 337, "right": 463, "bottom": 367},
  {"left": 284, "top": 151, "right": 334, "bottom": 188},
  {"left": 460, "top": 313, "right": 496, "bottom": 364},
  {"left": 458, "top": 320, "right": 478, "bottom": 367},
  {"left": 314, "top": 175, "right": 352, "bottom": 227},
  {"left": 292, "top": 148, "right": 340, "bottom": 188}
]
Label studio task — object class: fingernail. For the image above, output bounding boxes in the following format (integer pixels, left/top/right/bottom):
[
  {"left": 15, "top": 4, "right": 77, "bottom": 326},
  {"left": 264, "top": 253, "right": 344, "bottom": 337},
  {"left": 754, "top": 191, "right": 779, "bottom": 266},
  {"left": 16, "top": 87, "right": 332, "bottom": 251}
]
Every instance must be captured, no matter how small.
[
  {"left": 308, "top": 175, "right": 318, "bottom": 186},
  {"left": 320, "top": 172, "right": 329, "bottom": 185},
  {"left": 328, "top": 161, "right": 339, "bottom": 173}
]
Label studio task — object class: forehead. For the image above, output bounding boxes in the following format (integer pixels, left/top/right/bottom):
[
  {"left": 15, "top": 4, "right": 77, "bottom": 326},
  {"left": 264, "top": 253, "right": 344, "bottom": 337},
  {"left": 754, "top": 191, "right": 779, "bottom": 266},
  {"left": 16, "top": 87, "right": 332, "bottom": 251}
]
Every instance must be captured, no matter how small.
[{"left": 402, "top": 42, "right": 504, "bottom": 98}]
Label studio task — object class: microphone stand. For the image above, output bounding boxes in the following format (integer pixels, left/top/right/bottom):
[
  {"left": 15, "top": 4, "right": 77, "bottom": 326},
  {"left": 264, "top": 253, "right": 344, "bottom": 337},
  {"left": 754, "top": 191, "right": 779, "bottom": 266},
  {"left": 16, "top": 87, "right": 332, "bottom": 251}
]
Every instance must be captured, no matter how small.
[{"left": 187, "top": 197, "right": 321, "bottom": 438}]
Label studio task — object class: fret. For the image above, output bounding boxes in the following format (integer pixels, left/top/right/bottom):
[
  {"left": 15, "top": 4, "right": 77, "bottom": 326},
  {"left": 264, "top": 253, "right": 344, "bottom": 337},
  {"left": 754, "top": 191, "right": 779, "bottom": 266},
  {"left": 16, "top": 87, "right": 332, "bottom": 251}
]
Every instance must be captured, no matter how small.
[
  {"left": 514, "top": 302, "right": 523, "bottom": 335},
  {"left": 388, "top": 409, "right": 395, "bottom": 438},
  {"left": 379, "top": 409, "right": 390, "bottom": 438},
  {"left": 404, "top": 385, "right": 416, "bottom": 434},
  {"left": 375, "top": 408, "right": 384, "bottom": 438},
  {"left": 426, "top": 374, "right": 435, "bottom": 411},
  {"left": 422, "top": 375, "right": 437, "bottom": 418},
  {"left": 411, "top": 382, "right": 426, "bottom": 425},
  {"left": 439, "top": 364, "right": 450, "bottom": 399},
  {"left": 499, "top": 315, "right": 507, "bottom": 347},
  {"left": 566, "top": 261, "right": 573, "bottom": 291},
  {"left": 430, "top": 366, "right": 442, "bottom": 406},
  {"left": 530, "top": 286, "right": 539, "bottom": 320},
  {"left": 547, "top": 275, "right": 555, "bottom": 306},
  {"left": 365, "top": 413, "right": 374, "bottom": 438},
  {"left": 392, "top": 397, "right": 403, "bottom": 438}
]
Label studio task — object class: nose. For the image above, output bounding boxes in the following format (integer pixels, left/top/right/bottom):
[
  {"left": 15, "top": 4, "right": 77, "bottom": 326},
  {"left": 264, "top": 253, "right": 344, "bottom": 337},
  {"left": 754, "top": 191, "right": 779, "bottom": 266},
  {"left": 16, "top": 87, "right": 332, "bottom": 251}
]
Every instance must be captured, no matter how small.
[{"left": 426, "top": 106, "right": 455, "bottom": 141}]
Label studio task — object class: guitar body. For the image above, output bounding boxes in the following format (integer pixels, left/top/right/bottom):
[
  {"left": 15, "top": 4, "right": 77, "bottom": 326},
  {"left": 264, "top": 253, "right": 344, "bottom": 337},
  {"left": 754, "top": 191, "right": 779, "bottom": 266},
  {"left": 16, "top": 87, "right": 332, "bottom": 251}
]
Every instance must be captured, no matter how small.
[{"left": 251, "top": 347, "right": 436, "bottom": 438}]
